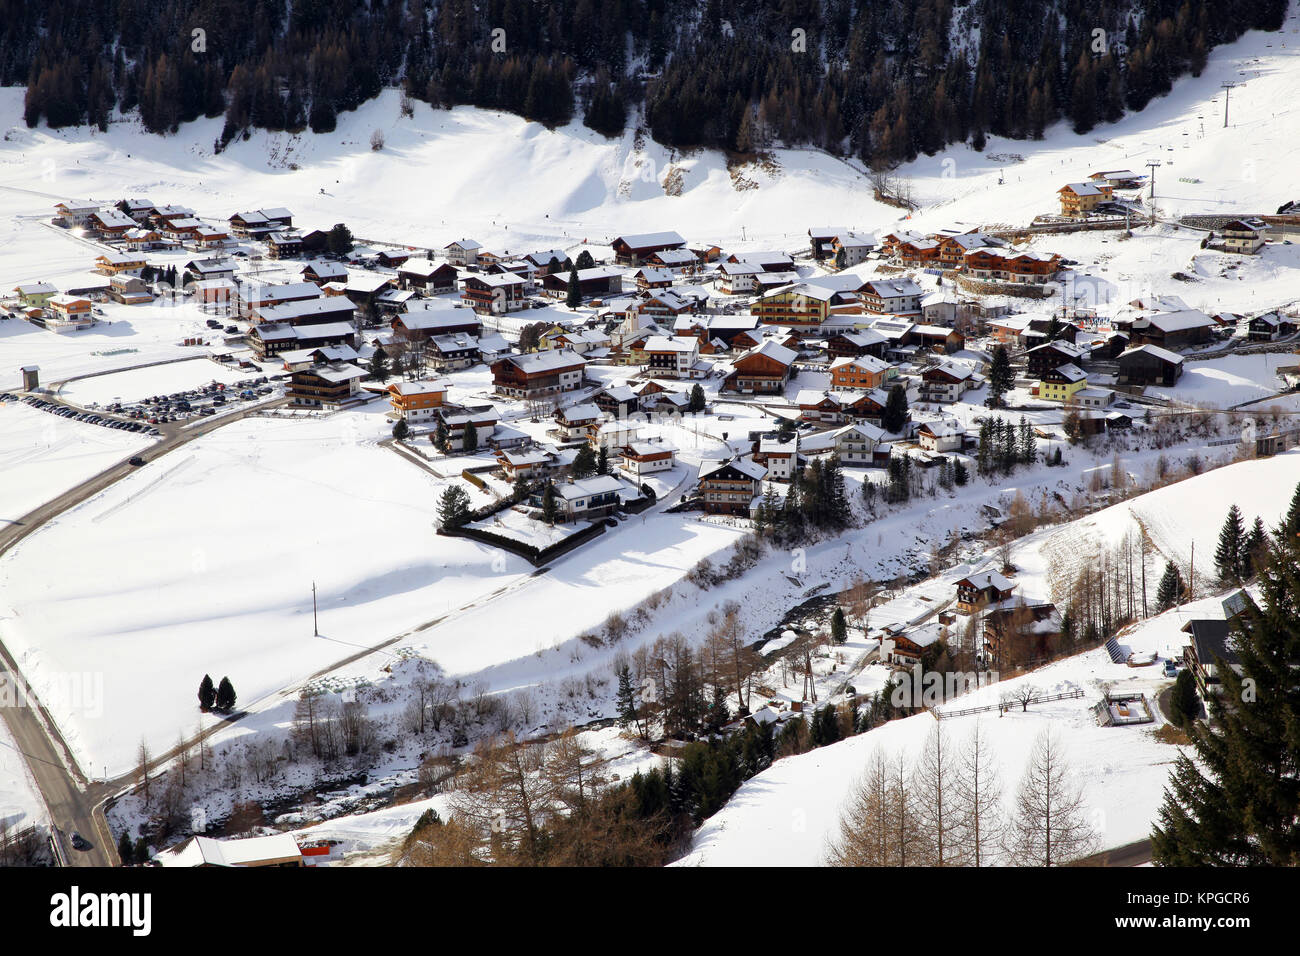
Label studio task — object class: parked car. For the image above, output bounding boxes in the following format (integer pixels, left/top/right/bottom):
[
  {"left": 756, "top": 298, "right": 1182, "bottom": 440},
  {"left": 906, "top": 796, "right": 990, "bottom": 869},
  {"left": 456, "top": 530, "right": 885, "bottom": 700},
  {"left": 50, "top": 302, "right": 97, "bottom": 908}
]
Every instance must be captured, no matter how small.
[
  {"left": 1164, "top": 660, "right": 1178, "bottom": 678},
  {"left": 128, "top": 456, "right": 145, "bottom": 467}
]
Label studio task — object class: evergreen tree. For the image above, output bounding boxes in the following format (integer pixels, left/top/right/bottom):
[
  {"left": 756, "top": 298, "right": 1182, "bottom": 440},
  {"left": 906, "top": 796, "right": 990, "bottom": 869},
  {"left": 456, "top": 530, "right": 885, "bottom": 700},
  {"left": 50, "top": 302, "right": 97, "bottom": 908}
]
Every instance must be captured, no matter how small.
[
  {"left": 1155, "top": 561, "right": 1183, "bottom": 611},
  {"left": 830, "top": 606, "right": 847, "bottom": 645},
  {"left": 575, "top": 249, "right": 595, "bottom": 270},
  {"left": 882, "top": 383, "right": 909, "bottom": 434},
  {"left": 367, "top": 347, "right": 390, "bottom": 382},
  {"left": 565, "top": 266, "right": 581, "bottom": 309},
  {"left": 615, "top": 663, "right": 638, "bottom": 731},
  {"left": 1018, "top": 416, "right": 1037, "bottom": 465},
  {"left": 572, "top": 443, "right": 597, "bottom": 478},
  {"left": 326, "top": 223, "right": 354, "bottom": 256},
  {"left": 597, "top": 446, "right": 609, "bottom": 475},
  {"left": 1243, "top": 517, "right": 1267, "bottom": 579},
  {"left": 433, "top": 417, "right": 449, "bottom": 452},
  {"left": 1152, "top": 545, "right": 1300, "bottom": 864},
  {"left": 688, "top": 384, "right": 706, "bottom": 413},
  {"left": 1169, "top": 669, "right": 1200, "bottom": 728},
  {"left": 986, "top": 345, "right": 1013, "bottom": 408},
  {"left": 198, "top": 674, "right": 216, "bottom": 711},
  {"left": 1277, "top": 480, "right": 1300, "bottom": 545},
  {"left": 117, "top": 831, "right": 134, "bottom": 865},
  {"left": 437, "top": 485, "right": 471, "bottom": 529},
  {"left": 542, "top": 481, "right": 559, "bottom": 525},
  {"left": 1214, "top": 504, "right": 1246, "bottom": 585},
  {"left": 462, "top": 423, "right": 478, "bottom": 453},
  {"left": 392, "top": 419, "right": 410, "bottom": 440},
  {"left": 953, "top": 460, "right": 968, "bottom": 486},
  {"left": 215, "top": 676, "right": 237, "bottom": 713}
]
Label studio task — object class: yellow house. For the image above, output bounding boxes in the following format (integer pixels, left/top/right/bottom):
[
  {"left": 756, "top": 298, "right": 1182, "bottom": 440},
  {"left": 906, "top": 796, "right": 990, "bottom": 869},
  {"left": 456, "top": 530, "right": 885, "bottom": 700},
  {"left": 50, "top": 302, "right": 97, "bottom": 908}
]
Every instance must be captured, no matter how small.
[
  {"left": 94, "top": 252, "right": 147, "bottom": 275},
  {"left": 1057, "top": 181, "right": 1113, "bottom": 217},
  {"left": 1039, "top": 363, "right": 1087, "bottom": 403}
]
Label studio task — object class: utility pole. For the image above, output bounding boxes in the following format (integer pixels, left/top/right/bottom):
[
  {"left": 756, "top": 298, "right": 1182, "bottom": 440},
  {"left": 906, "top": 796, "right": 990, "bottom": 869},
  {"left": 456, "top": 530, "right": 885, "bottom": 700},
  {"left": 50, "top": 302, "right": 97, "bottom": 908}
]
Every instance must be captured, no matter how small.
[
  {"left": 1145, "top": 161, "right": 1161, "bottom": 226},
  {"left": 1221, "top": 82, "right": 1235, "bottom": 128},
  {"left": 312, "top": 581, "right": 318, "bottom": 636}
]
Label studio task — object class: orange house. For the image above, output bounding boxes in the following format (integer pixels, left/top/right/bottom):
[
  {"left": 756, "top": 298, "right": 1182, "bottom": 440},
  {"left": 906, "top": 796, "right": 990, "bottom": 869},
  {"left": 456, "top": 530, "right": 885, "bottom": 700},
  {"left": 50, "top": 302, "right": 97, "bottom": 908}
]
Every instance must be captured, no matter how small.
[
  {"left": 386, "top": 380, "right": 448, "bottom": 423},
  {"left": 829, "top": 355, "right": 890, "bottom": 390}
]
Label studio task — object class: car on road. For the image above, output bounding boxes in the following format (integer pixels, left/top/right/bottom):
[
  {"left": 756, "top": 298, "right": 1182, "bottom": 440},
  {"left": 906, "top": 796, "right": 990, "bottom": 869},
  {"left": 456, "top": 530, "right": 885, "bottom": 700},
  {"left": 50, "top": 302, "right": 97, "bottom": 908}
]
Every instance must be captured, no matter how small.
[
  {"left": 128, "top": 456, "right": 145, "bottom": 466},
  {"left": 70, "top": 832, "right": 93, "bottom": 851},
  {"left": 1163, "top": 660, "right": 1178, "bottom": 678}
]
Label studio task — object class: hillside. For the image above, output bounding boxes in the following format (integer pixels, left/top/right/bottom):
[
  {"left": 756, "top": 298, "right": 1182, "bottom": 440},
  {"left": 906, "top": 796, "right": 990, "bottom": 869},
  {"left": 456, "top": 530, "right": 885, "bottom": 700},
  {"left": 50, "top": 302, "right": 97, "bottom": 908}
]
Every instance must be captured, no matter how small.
[
  {"left": 2, "top": 5, "right": 1300, "bottom": 284},
  {"left": 8, "top": 0, "right": 1291, "bottom": 169},
  {"left": 676, "top": 451, "right": 1300, "bottom": 867}
]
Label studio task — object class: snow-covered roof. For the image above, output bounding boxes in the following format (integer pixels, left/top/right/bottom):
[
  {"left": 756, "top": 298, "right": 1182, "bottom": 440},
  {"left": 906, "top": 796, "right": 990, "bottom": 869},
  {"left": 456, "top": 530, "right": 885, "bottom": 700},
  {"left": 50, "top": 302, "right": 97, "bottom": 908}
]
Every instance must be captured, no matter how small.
[
  {"left": 1119, "top": 344, "right": 1184, "bottom": 365},
  {"left": 155, "top": 833, "right": 302, "bottom": 867},
  {"left": 614, "top": 231, "right": 686, "bottom": 249}
]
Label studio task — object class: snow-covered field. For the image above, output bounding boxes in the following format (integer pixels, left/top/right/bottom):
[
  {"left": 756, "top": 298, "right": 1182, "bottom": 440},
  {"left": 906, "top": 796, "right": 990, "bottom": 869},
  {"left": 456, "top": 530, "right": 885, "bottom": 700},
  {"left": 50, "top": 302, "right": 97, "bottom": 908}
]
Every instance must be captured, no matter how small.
[
  {"left": 60, "top": 357, "right": 262, "bottom": 407},
  {"left": 0, "top": 406, "right": 531, "bottom": 774},
  {"left": 0, "top": 398, "right": 147, "bottom": 522},
  {"left": 1146, "top": 353, "right": 1297, "bottom": 407}
]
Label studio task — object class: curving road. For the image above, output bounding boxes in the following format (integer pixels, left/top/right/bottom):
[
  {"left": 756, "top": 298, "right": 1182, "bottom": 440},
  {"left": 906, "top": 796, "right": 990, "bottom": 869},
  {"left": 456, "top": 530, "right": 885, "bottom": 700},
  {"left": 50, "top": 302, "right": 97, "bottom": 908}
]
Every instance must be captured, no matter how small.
[{"left": 0, "top": 391, "right": 288, "bottom": 866}]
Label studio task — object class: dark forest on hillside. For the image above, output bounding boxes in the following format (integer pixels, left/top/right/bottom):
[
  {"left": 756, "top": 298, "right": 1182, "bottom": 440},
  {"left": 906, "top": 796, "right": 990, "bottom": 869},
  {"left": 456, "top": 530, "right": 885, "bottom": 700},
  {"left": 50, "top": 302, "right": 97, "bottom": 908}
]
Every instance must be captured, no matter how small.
[{"left": 8, "top": 0, "right": 1289, "bottom": 165}]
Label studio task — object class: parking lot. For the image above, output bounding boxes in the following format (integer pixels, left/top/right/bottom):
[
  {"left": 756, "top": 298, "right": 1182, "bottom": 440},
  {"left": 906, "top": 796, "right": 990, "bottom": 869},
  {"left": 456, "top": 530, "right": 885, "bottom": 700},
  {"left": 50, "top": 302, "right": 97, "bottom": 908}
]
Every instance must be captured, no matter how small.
[
  {"left": 3, "top": 394, "right": 160, "bottom": 437},
  {"left": 98, "top": 374, "right": 280, "bottom": 427}
]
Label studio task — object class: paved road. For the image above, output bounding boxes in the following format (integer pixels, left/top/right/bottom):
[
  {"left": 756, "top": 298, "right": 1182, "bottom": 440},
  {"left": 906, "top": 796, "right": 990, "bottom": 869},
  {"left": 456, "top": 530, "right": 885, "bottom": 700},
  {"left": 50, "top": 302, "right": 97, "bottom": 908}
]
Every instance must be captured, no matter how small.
[{"left": 0, "top": 392, "right": 287, "bottom": 866}]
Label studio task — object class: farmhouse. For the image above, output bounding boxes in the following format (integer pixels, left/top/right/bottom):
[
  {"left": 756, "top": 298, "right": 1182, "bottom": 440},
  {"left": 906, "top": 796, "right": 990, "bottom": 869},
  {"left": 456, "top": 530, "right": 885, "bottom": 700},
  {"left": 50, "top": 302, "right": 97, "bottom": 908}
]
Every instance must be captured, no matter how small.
[
  {"left": 1125, "top": 309, "right": 1215, "bottom": 349},
  {"left": 611, "top": 231, "right": 687, "bottom": 266},
  {"left": 286, "top": 362, "right": 365, "bottom": 409},
  {"left": 550, "top": 475, "right": 625, "bottom": 521},
  {"left": 425, "top": 333, "right": 481, "bottom": 370},
  {"left": 45, "top": 294, "right": 95, "bottom": 331},
  {"left": 954, "top": 571, "right": 1015, "bottom": 614},
  {"left": 859, "top": 278, "right": 923, "bottom": 315},
  {"left": 301, "top": 259, "right": 349, "bottom": 285},
  {"left": 697, "top": 457, "right": 766, "bottom": 515},
  {"left": 920, "top": 362, "right": 975, "bottom": 403},
  {"left": 249, "top": 321, "right": 357, "bottom": 359},
  {"left": 461, "top": 273, "right": 526, "bottom": 314},
  {"left": 108, "top": 274, "right": 153, "bottom": 305},
  {"left": 619, "top": 441, "right": 676, "bottom": 478},
  {"left": 722, "top": 340, "right": 797, "bottom": 394},
  {"left": 254, "top": 296, "right": 355, "bottom": 328},
  {"left": 753, "top": 283, "right": 857, "bottom": 328},
  {"left": 1116, "top": 344, "right": 1185, "bottom": 388},
  {"left": 830, "top": 355, "right": 891, "bottom": 390},
  {"left": 1214, "top": 218, "right": 1267, "bottom": 255},
  {"left": 808, "top": 227, "right": 850, "bottom": 260},
  {"left": 554, "top": 403, "right": 603, "bottom": 441},
  {"left": 53, "top": 200, "right": 100, "bottom": 228},
  {"left": 917, "top": 419, "right": 964, "bottom": 452},
  {"left": 14, "top": 282, "right": 58, "bottom": 308},
  {"left": 825, "top": 421, "right": 887, "bottom": 464},
  {"left": 540, "top": 266, "right": 625, "bottom": 300},
  {"left": 1182, "top": 619, "right": 1243, "bottom": 697},
  {"left": 827, "top": 328, "right": 889, "bottom": 360},
  {"left": 491, "top": 349, "right": 588, "bottom": 399},
  {"left": 443, "top": 239, "right": 482, "bottom": 266},
  {"left": 641, "top": 335, "right": 703, "bottom": 378},
  {"left": 239, "top": 281, "right": 322, "bottom": 319},
  {"left": 386, "top": 381, "right": 449, "bottom": 423},
  {"left": 1038, "top": 363, "right": 1087, "bottom": 403},
  {"left": 229, "top": 207, "right": 293, "bottom": 237},
  {"left": 398, "top": 258, "right": 458, "bottom": 293},
  {"left": 392, "top": 307, "right": 481, "bottom": 339},
  {"left": 1057, "top": 181, "right": 1114, "bottom": 217}
]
